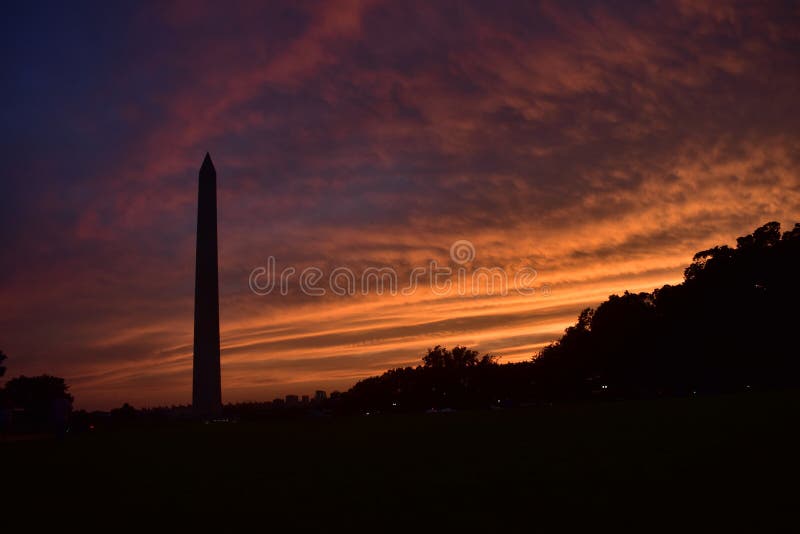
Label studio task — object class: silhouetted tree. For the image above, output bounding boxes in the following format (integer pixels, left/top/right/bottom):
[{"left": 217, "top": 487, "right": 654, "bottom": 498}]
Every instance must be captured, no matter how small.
[
  {"left": 345, "top": 346, "right": 501, "bottom": 411},
  {"left": 422, "top": 345, "right": 490, "bottom": 369},
  {"left": 0, "top": 351, "right": 7, "bottom": 417},
  {"left": 422, "top": 345, "right": 449, "bottom": 368},
  {"left": 5, "top": 375, "right": 73, "bottom": 428},
  {"left": 110, "top": 402, "right": 138, "bottom": 423}
]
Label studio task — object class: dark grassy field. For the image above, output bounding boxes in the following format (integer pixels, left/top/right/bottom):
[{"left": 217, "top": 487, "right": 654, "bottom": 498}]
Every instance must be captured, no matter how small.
[{"left": 4, "top": 391, "right": 799, "bottom": 530}]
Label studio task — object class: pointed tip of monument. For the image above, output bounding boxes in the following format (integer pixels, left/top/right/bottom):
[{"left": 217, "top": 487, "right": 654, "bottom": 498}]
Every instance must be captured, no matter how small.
[{"left": 200, "top": 152, "right": 215, "bottom": 174}]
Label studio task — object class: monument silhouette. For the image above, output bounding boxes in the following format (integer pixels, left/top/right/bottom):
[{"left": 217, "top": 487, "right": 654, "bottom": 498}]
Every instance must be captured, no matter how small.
[{"left": 192, "top": 153, "right": 222, "bottom": 416}]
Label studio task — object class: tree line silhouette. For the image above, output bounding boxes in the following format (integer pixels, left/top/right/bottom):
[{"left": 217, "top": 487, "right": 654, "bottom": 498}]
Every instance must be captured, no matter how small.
[
  {"left": 2, "top": 221, "right": 799, "bottom": 428},
  {"left": 341, "top": 221, "right": 800, "bottom": 412}
]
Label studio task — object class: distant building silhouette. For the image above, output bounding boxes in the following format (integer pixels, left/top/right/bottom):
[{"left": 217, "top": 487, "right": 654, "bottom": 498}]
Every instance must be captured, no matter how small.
[
  {"left": 192, "top": 153, "right": 222, "bottom": 417},
  {"left": 285, "top": 395, "right": 299, "bottom": 406},
  {"left": 314, "top": 390, "right": 327, "bottom": 402}
]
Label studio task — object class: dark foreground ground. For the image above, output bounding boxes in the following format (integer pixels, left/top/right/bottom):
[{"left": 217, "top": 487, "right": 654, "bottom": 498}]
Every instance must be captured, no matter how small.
[{"left": 4, "top": 391, "right": 800, "bottom": 530}]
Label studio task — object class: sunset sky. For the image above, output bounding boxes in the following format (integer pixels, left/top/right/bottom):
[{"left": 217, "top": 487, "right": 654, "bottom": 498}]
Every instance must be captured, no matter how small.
[{"left": 2, "top": 0, "right": 799, "bottom": 409}]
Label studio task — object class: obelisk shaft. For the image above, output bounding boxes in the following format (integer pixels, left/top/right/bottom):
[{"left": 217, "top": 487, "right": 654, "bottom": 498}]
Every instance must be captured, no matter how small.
[{"left": 192, "top": 153, "right": 222, "bottom": 416}]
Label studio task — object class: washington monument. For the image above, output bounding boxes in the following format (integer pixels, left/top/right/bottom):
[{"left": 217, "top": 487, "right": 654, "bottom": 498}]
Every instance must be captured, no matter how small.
[{"left": 192, "top": 153, "right": 222, "bottom": 416}]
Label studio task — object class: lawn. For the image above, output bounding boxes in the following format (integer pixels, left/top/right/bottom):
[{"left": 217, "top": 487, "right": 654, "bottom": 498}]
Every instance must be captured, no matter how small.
[{"left": 4, "top": 391, "right": 798, "bottom": 530}]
